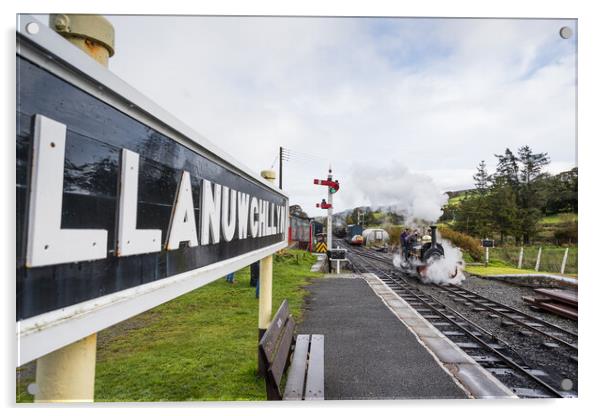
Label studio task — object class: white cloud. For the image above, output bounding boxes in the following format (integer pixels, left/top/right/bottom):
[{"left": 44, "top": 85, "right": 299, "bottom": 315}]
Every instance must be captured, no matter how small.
[{"left": 100, "top": 16, "right": 576, "bottom": 217}]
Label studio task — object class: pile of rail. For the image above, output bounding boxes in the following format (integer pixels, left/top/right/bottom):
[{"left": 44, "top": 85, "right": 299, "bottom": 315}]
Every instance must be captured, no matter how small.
[{"left": 522, "top": 289, "right": 577, "bottom": 320}]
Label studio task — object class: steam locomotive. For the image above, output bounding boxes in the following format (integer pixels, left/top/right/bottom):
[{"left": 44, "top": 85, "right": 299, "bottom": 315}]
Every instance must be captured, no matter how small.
[{"left": 402, "top": 225, "right": 458, "bottom": 280}]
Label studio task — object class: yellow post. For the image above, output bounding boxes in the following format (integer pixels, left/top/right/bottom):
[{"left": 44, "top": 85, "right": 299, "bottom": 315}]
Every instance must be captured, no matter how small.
[
  {"left": 34, "top": 334, "right": 97, "bottom": 402},
  {"left": 258, "top": 256, "right": 273, "bottom": 334},
  {"left": 33, "top": 15, "right": 114, "bottom": 403},
  {"left": 49, "top": 14, "right": 115, "bottom": 67},
  {"left": 258, "top": 169, "right": 277, "bottom": 341}
]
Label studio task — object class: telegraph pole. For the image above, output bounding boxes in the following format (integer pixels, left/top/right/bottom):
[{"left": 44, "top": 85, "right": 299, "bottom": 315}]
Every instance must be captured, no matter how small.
[{"left": 279, "top": 146, "right": 283, "bottom": 190}]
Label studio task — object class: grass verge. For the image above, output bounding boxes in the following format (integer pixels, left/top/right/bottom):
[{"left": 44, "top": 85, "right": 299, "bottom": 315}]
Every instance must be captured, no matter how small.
[
  {"left": 16, "top": 249, "right": 321, "bottom": 402},
  {"left": 486, "top": 246, "right": 577, "bottom": 275},
  {"left": 466, "top": 263, "right": 577, "bottom": 278},
  {"left": 539, "top": 213, "right": 578, "bottom": 224}
]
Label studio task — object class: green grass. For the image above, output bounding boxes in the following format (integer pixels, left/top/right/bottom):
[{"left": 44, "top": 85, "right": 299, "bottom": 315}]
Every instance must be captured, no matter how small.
[
  {"left": 466, "top": 264, "right": 538, "bottom": 276},
  {"left": 466, "top": 257, "right": 577, "bottom": 278},
  {"left": 486, "top": 246, "right": 577, "bottom": 275},
  {"left": 446, "top": 191, "right": 473, "bottom": 207},
  {"left": 372, "top": 211, "right": 385, "bottom": 220},
  {"left": 539, "top": 213, "right": 577, "bottom": 224},
  {"left": 465, "top": 258, "right": 538, "bottom": 276},
  {"left": 466, "top": 263, "right": 577, "bottom": 278},
  {"left": 16, "top": 249, "right": 321, "bottom": 403}
]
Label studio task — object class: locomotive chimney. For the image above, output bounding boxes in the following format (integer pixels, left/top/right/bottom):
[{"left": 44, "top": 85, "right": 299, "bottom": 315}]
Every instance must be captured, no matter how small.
[{"left": 430, "top": 224, "right": 437, "bottom": 246}]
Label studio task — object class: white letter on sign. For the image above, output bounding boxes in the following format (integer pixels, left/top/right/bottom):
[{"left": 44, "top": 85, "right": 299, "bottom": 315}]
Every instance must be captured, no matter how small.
[
  {"left": 26, "top": 115, "right": 108, "bottom": 267},
  {"left": 237, "top": 192, "right": 250, "bottom": 239},
  {"left": 166, "top": 171, "right": 199, "bottom": 250},
  {"left": 117, "top": 149, "right": 162, "bottom": 256},
  {"left": 201, "top": 179, "right": 222, "bottom": 245},
  {"left": 257, "top": 200, "right": 266, "bottom": 237},
  {"left": 249, "top": 197, "right": 259, "bottom": 238},
  {"left": 221, "top": 186, "right": 237, "bottom": 242}
]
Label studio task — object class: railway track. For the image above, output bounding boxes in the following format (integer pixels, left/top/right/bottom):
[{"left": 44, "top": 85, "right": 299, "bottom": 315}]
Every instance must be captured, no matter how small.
[
  {"left": 340, "top": 241, "right": 577, "bottom": 398},
  {"left": 436, "top": 285, "right": 577, "bottom": 350},
  {"left": 344, "top": 244, "right": 578, "bottom": 351}
]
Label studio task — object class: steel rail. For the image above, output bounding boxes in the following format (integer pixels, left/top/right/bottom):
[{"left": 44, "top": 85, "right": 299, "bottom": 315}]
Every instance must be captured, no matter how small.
[
  {"left": 436, "top": 285, "right": 577, "bottom": 350},
  {"left": 344, "top": 242, "right": 578, "bottom": 348},
  {"left": 441, "top": 285, "right": 577, "bottom": 338}
]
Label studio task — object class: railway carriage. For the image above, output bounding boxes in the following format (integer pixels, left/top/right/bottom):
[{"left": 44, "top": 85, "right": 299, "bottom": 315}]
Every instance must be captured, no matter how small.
[{"left": 288, "top": 213, "right": 323, "bottom": 251}]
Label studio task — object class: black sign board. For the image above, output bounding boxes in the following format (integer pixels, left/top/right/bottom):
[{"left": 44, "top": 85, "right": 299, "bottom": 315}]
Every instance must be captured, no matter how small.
[
  {"left": 328, "top": 249, "right": 347, "bottom": 260},
  {"left": 16, "top": 16, "right": 288, "bottom": 365},
  {"left": 481, "top": 239, "right": 495, "bottom": 248}
]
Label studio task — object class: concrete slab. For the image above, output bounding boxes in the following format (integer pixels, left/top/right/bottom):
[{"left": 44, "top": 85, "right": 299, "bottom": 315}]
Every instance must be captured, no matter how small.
[
  {"left": 311, "top": 254, "right": 326, "bottom": 272},
  {"left": 420, "top": 337, "right": 475, "bottom": 365},
  {"left": 323, "top": 273, "right": 361, "bottom": 279},
  {"left": 453, "top": 364, "right": 518, "bottom": 399}
]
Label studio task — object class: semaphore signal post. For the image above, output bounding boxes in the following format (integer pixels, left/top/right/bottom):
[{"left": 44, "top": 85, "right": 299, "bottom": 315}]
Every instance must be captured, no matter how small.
[{"left": 313, "top": 168, "right": 339, "bottom": 250}]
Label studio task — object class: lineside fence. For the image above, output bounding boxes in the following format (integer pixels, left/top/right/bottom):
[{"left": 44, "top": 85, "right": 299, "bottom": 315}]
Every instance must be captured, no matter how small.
[{"left": 490, "top": 246, "right": 578, "bottom": 275}]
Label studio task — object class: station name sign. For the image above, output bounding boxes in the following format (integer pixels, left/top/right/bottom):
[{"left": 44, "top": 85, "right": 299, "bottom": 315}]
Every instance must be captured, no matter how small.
[
  {"left": 27, "top": 115, "right": 286, "bottom": 268},
  {"left": 17, "top": 16, "right": 288, "bottom": 365}
]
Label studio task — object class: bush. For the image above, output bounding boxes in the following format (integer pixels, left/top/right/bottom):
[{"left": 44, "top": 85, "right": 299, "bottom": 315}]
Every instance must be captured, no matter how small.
[
  {"left": 438, "top": 226, "right": 484, "bottom": 262},
  {"left": 383, "top": 225, "right": 403, "bottom": 247},
  {"left": 553, "top": 221, "right": 578, "bottom": 244}
]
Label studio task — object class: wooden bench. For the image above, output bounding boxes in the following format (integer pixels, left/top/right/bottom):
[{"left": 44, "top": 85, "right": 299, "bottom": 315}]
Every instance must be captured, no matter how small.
[{"left": 259, "top": 300, "right": 325, "bottom": 400}]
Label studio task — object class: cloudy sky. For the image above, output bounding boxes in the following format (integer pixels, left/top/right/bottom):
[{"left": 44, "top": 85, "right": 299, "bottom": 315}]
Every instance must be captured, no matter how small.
[{"left": 42, "top": 15, "right": 577, "bottom": 217}]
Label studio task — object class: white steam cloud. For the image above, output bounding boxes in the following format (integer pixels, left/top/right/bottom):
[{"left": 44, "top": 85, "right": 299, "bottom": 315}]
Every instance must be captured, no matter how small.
[
  {"left": 423, "top": 239, "right": 466, "bottom": 285},
  {"left": 352, "top": 162, "right": 464, "bottom": 285},
  {"left": 350, "top": 162, "right": 448, "bottom": 224},
  {"left": 393, "top": 239, "right": 466, "bottom": 285}
]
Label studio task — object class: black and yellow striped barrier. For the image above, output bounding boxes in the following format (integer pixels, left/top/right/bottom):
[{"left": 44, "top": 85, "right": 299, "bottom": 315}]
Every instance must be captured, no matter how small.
[{"left": 314, "top": 242, "right": 327, "bottom": 253}]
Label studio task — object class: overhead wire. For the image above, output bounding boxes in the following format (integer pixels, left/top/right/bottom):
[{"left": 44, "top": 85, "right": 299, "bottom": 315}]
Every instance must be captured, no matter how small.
[
  {"left": 269, "top": 152, "right": 278, "bottom": 169},
  {"left": 282, "top": 147, "right": 328, "bottom": 162},
  {"left": 281, "top": 148, "right": 329, "bottom": 168},
  {"left": 279, "top": 147, "right": 334, "bottom": 197},
  {"left": 281, "top": 153, "right": 324, "bottom": 165},
  {"left": 283, "top": 158, "right": 328, "bottom": 170}
]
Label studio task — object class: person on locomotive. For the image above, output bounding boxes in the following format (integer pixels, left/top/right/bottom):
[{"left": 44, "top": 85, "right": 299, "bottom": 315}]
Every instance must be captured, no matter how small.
[
  {"left": 400, "top": 228, "right": 409, "bottom": 259},
  {"left": 405, "top": 230, "right": 423, "bottom": 261},
  {"left": 408, "top": 230, "right": 419, "bottom": 246}
]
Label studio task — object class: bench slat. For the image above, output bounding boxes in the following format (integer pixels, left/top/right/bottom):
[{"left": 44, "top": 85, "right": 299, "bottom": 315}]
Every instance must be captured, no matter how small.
[
  {"left": 260, "top": 300, "right": 290, "bottom": 360},
  {"left": 304, "top": 334, "right": 325, "bottom": 400},
  {"left": 268, "top": 317, "right": 296, "bottom": 387},
  {"left": 283, "top": 335, "right": 310, "bottom": 400}
]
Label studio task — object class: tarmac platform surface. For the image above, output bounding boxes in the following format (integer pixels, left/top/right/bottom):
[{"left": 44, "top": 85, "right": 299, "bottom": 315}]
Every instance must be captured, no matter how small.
[{"left": 296, "top": 276, "right": 468, "bottom": 400}]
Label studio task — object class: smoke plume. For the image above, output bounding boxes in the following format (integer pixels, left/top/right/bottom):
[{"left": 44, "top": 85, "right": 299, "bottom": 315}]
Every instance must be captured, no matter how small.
[{"left": 350, "top": 162, "right": 448, "bottom": 224}]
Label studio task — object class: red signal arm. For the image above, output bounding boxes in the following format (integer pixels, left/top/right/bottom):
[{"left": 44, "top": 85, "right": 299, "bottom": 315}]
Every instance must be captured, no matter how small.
[
  {"left": 313, "top": 179, "right": 339, "bottom": 192},
  {"left": 316, "top": 200, "right": 332, "bottom": 209}
]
